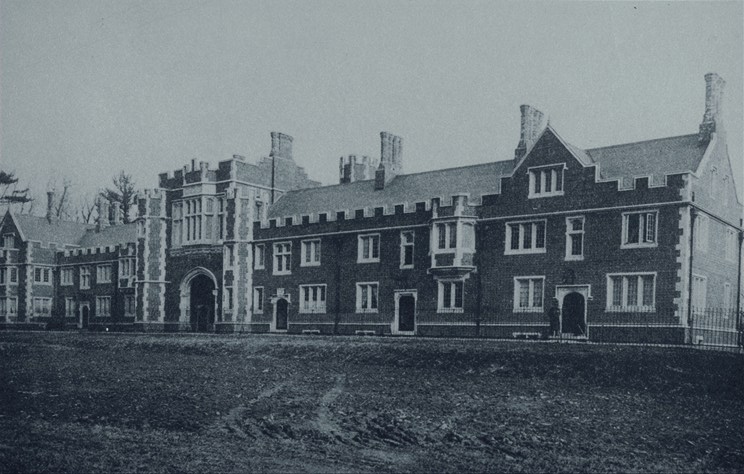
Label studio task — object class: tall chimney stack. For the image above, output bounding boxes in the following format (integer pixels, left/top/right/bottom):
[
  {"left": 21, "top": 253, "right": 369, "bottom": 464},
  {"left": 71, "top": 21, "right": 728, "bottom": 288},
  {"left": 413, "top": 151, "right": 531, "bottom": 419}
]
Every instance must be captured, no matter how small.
[
  {"left": 96, "top": 198, "right": 110, "bottom": 232},
  {"left": 699, "top": 73, "right": 725, "bottom": 142},
  {"left": 46, "top": 191, "right": 55, "bottom": 224},
  {"left": 376, "top": 131, "right": 404, "bottom": 190},
  {"left": 112, "top": 201, "right": 121, "bottom": 225},
  {"left": 270, "top": 132, "right": 294, "bottom": 160},
  {"left": 514, "top": 104, "right": 545, "bottom": 162}
]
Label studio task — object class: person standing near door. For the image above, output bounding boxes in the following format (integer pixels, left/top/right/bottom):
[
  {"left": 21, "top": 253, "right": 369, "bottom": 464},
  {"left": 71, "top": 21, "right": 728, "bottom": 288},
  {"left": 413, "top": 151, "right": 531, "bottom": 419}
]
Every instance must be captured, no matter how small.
[{"left": 547, "top": 298, "right": 560, "bottom": 337}]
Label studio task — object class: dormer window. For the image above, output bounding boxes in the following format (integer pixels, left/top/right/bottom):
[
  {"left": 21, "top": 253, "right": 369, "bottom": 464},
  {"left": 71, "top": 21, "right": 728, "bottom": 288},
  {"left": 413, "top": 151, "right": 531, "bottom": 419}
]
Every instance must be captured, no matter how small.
[{"left": 528, "top": 165, "right": 564, "bottom": 198}]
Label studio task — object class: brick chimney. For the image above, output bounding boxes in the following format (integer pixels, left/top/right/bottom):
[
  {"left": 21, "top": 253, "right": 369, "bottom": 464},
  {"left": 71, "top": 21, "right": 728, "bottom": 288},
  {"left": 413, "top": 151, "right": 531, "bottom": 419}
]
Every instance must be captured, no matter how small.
[
  {"left": 699, "top": 73, "right": 725, "bottom": 143},
  {"left": 339, "top": 155, "right": 377, "bottom": 184},
  {"left": 46, "top": 191, "right": 55, "bottom": 224},
  {"left": 514, "top": 104, "right": 545, "bottom": 162},
  {"left": 97, "top": 198, "right": 110, "bottom": 232},
  {"left": 270, "top": 132, "right": 293, "bottom": 160},
  {"left": 375, "top": 132, "right": 403, "bottom": 190},
  {"left": 380, "top": 131, "right": 403, "bottom": 174},
  {"left": 112, "top": 201, "right": 121, "bottom": 225}
]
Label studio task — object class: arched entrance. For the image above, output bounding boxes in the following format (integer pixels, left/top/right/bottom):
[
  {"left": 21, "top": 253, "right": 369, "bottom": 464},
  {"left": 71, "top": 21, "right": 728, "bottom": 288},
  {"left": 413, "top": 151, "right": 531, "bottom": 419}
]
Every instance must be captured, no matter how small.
[
  {"left": 274, "top": 298, "right": 288, "bottom": 331},
  {"left": 561, "top": 292, "right": 586, "bottom": 336},
  {"left": 179, "top": 268, "right": 219, "bottom": 333},
  {"left": 190, "top": 275, "right": 215, "bottom": 332}
]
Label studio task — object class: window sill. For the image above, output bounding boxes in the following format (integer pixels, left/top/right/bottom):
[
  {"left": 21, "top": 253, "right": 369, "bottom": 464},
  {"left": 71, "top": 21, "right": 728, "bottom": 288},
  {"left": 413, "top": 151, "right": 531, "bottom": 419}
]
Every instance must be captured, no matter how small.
[
  {"left": 528, "top": 192, "right": 564, "bottom": 199},
  {"left": 254, "top": 266, "right": 265, "bottom": 271},
  {"left": 437, "top": 308, "right": 464, "bottom": 314},
  {"left": 300, "top": 262, "right": 321, "bottom": 267},
  {"left": 299, "top": 309, "right": 327, "bottom": 314},
  {"left": 356, "top": 309, "right": 378, "bottom": 314},
  {"left": 513, "top": 307, "right": 544, "bottom": 313},
  {"left": 357, "top": 259, "right": 380, "bottom": 264},
  {"left": 620, "top": 243, "right": 657, "bottom": 249},
  {"left": 505, "top": 249, "right": 546, "bottom": 256},
  {"left": 565, "top": 255, "right": 584, "bottom": 261},
  {"left": 605, "top": 307, "right": 656, "bottom": 313},
  {"left": 273, "top": 271, "right": 292, "bottom": 276},
  {"left": 399, "top": 265, "right": 414, "bottom": 270}
]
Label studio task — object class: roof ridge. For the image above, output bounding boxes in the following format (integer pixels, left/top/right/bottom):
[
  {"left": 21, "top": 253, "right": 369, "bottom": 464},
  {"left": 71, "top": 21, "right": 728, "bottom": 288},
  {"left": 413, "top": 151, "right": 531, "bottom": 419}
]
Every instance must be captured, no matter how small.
[
  {"left": 16, "top": 213, "right": 95, "bottom": 227},
  {"left": 280, "top": 160, "right": 513, "bottom": 195},
  {"left": 586, "top": 133, "right": 699, "bottom": 152}
]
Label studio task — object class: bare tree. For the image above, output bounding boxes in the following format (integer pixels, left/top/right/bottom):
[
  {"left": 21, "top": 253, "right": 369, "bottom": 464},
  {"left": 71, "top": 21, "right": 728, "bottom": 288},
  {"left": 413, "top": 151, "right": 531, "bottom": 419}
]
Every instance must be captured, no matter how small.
[
  {"left": 101, "top": 171, "right": 137, "bottom": 224},
  {"left": 77, "top": 192, "right": 98, "bottom": 224}
]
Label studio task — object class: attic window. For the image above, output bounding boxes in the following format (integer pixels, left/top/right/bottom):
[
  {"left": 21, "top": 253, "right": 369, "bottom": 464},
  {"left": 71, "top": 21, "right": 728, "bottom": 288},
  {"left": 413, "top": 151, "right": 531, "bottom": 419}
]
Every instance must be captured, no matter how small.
[{"left": 528, "top": 165, "right": 565, "bottom": 198}]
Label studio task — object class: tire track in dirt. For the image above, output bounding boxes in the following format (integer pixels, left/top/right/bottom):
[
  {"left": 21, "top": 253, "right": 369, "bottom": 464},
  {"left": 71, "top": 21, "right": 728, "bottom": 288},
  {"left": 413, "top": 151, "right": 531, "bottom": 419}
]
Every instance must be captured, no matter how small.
[
  {"left": 315, "top": 373, "right": 349, "bottom": 443},
  {"left": 221, "top": 380, "right": 289, "bottom": 439}
]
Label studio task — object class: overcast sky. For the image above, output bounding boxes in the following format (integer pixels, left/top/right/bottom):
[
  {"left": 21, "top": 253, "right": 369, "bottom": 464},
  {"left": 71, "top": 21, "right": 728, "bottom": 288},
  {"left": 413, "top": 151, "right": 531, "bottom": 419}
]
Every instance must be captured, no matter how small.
[{"left": 1, "top": 0, "right": 742, "bottom": 209}]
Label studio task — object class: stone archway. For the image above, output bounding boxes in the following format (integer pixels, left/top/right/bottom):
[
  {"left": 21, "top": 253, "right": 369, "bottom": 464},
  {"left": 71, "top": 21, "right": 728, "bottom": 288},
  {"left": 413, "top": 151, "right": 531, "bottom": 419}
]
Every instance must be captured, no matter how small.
[{"left": 179, "top": 267, "right": 219, "bottom": 332}]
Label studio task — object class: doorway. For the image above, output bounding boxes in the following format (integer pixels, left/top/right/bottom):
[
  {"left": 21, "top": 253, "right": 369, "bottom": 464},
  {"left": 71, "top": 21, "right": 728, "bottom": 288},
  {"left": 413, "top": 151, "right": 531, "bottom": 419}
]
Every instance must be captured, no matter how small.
[
  {"left": 79, "top": 303, "right": 90, "bottom": 329},
  {"left": 555, "top": 285, "right": 590, "bottom": 338},
  {"left": 561, "top": 292, "right": 587, "bottom": 336},
  {"left": 274, "top": 298, "right": 288, "bottom": 331},
  {"left": 190, "top": 274, "right": 215, "bottom": 332},
  {"left": 393, "top": 291, "right": 417, "bottom": 335}
]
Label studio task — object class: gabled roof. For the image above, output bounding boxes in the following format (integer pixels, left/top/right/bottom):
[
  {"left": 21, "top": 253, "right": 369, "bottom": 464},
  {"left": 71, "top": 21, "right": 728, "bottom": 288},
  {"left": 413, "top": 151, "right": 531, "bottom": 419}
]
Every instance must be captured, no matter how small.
[
  {"left": 268, "top": 160, "right": 514, "bottom": 219},
  {"left": 12, "top": 214, "right": 94, "bottom": 245},
  {"left": 4, "top": 212, "right": 137, "bottom": 248},
  {"left": 586, "top": 134, "right": 706, "bottom": 179},
  {"left": 78, "top": 223, "right": 137, "bottom": 247}
]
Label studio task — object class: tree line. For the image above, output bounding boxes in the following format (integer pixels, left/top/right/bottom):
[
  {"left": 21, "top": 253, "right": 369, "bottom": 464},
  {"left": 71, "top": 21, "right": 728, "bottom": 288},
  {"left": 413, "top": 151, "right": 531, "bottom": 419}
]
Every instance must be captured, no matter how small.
[{"left": 0, "top": 170, "right": 138, "bottom": 224}]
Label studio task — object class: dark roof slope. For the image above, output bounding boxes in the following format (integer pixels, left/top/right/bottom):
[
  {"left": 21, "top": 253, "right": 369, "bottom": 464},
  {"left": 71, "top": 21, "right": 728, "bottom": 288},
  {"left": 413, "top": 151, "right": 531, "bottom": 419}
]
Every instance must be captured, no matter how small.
[
  {"left": 586, "top": 134, "right": 706, "bottom": 178},
  {"left": 269, "top": 132, "right": 708, "bottom": 220},
  {"left": 9, "top": 213, "right": 137, "bottom": 247},
  {"left": 78, "top": 223, "right": 137, "bottom": 247},
  {"left": 268, "top": 161, "right": 513, "bottom": 219},
  {"left": 13, "top": 214, "right": 94, "bottom": 245}
]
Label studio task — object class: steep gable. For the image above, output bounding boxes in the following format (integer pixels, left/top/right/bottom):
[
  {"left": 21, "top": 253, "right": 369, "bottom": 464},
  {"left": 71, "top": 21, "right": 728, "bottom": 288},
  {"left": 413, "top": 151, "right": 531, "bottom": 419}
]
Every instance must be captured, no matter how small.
[{"left": 511, "top": 125, "right": 594, "bottom": 176}]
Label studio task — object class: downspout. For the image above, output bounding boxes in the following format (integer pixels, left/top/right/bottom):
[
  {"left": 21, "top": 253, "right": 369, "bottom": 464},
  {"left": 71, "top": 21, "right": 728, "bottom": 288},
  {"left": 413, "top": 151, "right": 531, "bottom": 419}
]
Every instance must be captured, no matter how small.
[
  {"left": 333, "top": 234, "right": 342, "bottom": 336},
  {"left": 736, "top": 227, "right": 743, "bottom": 347},
  {"left": 686, "top": 207, "right": 697, "bottom": 344},
  {"left": 270, "top": 156, "right": 276, "bottom": 205},
  {"left": 474, "top": 224, "right": 482, "bottom": 338}
]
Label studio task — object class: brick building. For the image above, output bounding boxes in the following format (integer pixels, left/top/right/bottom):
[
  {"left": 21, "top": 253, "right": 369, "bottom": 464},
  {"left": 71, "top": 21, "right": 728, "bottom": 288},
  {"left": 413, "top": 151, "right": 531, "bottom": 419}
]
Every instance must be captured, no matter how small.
[{"left": 1, "top": 73, "right": 742, "bottom": 344}]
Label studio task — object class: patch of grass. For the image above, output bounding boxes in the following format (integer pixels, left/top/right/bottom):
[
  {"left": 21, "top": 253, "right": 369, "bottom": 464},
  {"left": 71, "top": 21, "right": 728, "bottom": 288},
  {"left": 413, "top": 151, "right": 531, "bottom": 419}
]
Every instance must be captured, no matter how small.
[{"left": 1, "top": 332, "right": 743, "bottom": 473}]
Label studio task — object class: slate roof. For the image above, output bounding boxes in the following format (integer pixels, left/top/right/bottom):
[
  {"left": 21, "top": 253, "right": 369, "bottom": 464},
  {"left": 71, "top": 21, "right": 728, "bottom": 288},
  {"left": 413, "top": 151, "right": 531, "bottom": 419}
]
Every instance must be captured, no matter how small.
[
  {"left": 268, "top": 161, "right": 514, "bottom": 219},
  {"left": 5, "top": 213, "right": 137, "bottom": 248},
  {"left": 586, "top": 134, "right": 706, "bottom": 179},
  {"left": 269, "top": 131, "right": 710, "bottom": 220},
  {"left": 78, "top": 223, "right": 137, "bottom": 247},
  {"left": 12, "top": 214, "right": 94, "bottom": 245}
]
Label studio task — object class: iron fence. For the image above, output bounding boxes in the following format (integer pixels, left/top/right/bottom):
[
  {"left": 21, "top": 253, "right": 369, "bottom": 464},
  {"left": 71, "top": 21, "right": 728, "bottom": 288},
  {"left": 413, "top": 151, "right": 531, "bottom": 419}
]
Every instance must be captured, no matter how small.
[{"left": 408, "top": 306, "right": 744, "bottom": 352}]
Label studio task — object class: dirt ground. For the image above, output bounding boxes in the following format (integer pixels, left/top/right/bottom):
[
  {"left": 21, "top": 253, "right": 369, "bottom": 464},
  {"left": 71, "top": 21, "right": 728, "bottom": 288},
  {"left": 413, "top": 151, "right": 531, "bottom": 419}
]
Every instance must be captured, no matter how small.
[{"left": 1, "top": 332, "right": 743, "bottom": 473}]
